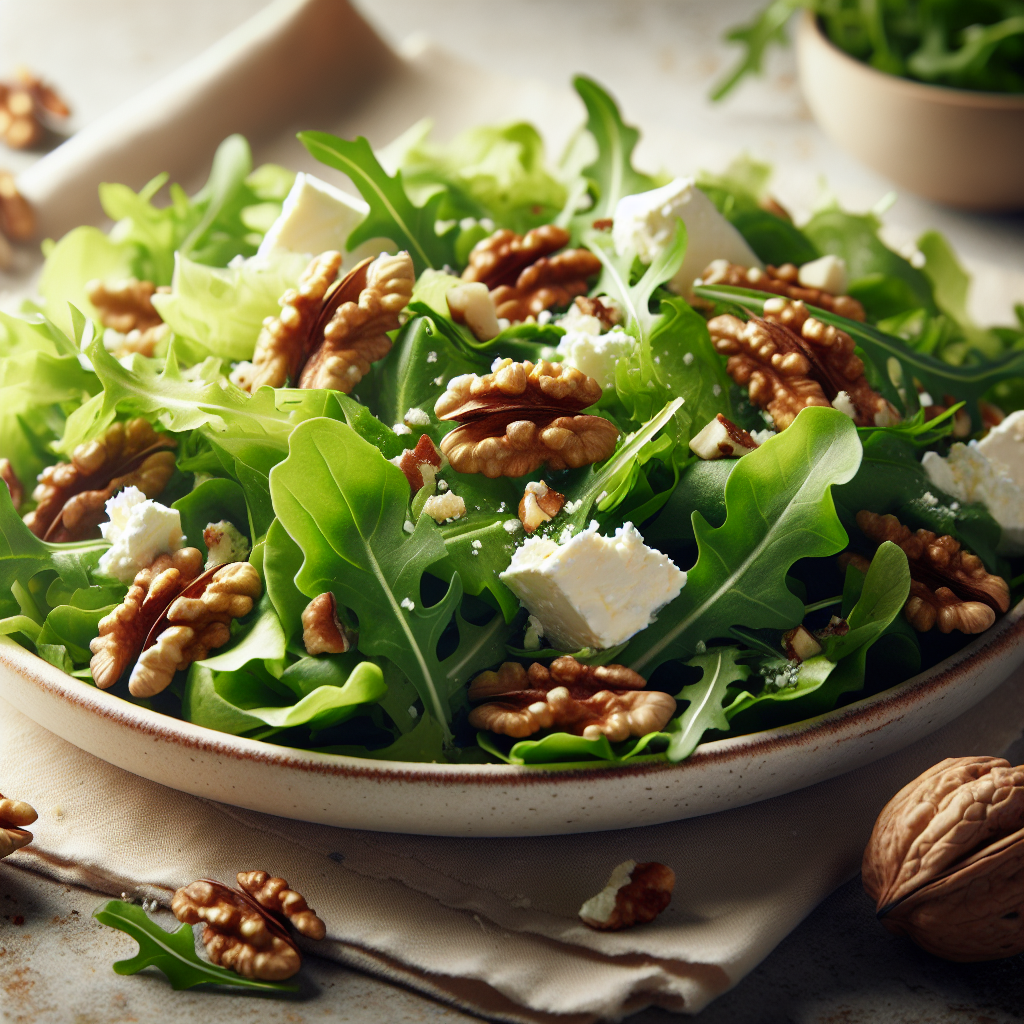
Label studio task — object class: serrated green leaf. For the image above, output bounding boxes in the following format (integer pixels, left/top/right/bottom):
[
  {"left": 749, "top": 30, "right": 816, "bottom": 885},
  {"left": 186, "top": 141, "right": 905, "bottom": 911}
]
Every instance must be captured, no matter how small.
[
  {"left": 625, "top": 407, "right": 861, "bottom": 675},
  {"left": 298, "top": 132, "right": 456, "bottom": 275},
  {"left": 93, "top": 900, "right": 298, "bottom": 992}
]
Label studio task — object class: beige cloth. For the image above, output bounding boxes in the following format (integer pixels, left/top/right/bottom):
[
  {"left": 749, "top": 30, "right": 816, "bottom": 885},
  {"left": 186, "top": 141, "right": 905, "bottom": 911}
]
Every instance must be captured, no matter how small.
[
  {"left": 2, "top": 673, "right": 1022, "bottom": 1022},
  {"left": 4, "top": 0, "right": 1024, "bottom": 1019}
]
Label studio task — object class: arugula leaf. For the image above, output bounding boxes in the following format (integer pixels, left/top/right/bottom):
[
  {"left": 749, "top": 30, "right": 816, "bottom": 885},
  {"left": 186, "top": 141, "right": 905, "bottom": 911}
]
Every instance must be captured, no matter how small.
[
  {"left": 693, "top": 283, "right": 1024, "bottom": 430},
  {"left": 432, "top": 513, "right": 520, "bottom": 622},
  {"left": 668, "top": 645, "right": 750, "bottom": 762},
  {"left": 269, "top": 418, "right": 462, "bottom": 741},
  {"left": 572, "top": 76, "right": 658, "bottom": 220},
  {"left": 624, "top": 407, "right": 862, "bottom": 675},
  {"left": 479, "top": 728, "right": 669, "bottom": 767},
  {"left": 711, "top": 0, "right": 803, "bottom": 100},
  {"left": 298, "top": 132, "right": 456, "bottom": 275},
  {"left": 93, "top": 900, "right": 298, "bottom": 992},
  {"left": 172, "top": 478, "right": 249, "bottom": 556}
]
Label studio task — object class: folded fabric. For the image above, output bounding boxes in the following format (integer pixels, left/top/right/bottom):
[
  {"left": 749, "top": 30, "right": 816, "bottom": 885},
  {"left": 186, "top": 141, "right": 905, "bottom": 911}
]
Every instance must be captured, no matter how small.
[{"left": 2, "top": 668, "right": 1021, "bottom": 1022}]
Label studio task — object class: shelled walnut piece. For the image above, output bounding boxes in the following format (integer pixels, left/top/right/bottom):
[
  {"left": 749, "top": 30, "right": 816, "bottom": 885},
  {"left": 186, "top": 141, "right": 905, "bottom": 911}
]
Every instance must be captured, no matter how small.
[
  {"left": 130, "top": 561, "right": 262, "bottom": 697},
  {"left": 699, "top": 259, "right": 866, "bottom": 320},
  {"left": 468, "top": 656, "right": 676, "bottom": 741},
  {"left": 90, "top": 547, "right": 204, "bottom": 690},
  {"left": 862, "top": 756, "right": 1024, "bottom": 961},
  {"left": 462, "top": 225, "right": 601, "bottom": 322},
  {"left": 579, "top": 860, "right": 676, "bottom": 931},
  {"left": 0, "top": 170, "right": 34, "bottom": 242},
  {"left": 435, "top": 358, "right": 619, "bottom": 477},
  {"left": 24, "top": 418, "right": 177, "bottom": 542},
  {"left": 518, "top": 479, "right": 565, "bottom": 532},
  {"left": 86, "top": 278, "right": 170, "bottom": 358},
  {"left": 0, "top": 68, "right": 70, "bottom": 149},
  {"left": 0, "top": 457, "right": 22, "bottom": 509},
  {"left": 0, "top": 793, "right": 37, "bottom": 860},
  {"left": 843, "top": 510, "right": 1009, "bottom": 635},
  {"left": 172, "top": 871, "right": 325, "bottom": 981},
  {"left": 301, "top": 592, "right": 352, "bottom": 655},
  {"left": 243, "top": 250, "right": 414, "bottom": 393},
  {"left": 708, "top": 308, "right": 897, "bottom": 430}
]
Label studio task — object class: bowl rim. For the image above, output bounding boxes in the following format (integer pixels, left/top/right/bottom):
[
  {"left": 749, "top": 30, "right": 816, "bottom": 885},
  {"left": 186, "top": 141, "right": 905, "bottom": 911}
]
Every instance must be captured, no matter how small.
[
  {"left": 798, "top": 9, "right": 1024, "bottom": 110},
  {"left": 2, "top": 598, "right": 1022, "bottom": 786}
]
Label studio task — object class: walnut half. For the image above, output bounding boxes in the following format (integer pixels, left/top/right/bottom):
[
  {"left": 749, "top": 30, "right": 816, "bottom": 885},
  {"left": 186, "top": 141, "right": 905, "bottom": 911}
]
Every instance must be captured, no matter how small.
[
  {"left": 0, "top": 793, "right": 37, "bottom": 860},
  {"left": 172, "top": 871, "right": 325, "bottom": 981},
  {"left": 862, "top": 756, "right": 1024, "bottom": 961},
  {"left": 468, "top": 657, "right": 675, "bottom": 742},
  {"left": 435, "top": 359, "right": 619, "bottom": 478}
]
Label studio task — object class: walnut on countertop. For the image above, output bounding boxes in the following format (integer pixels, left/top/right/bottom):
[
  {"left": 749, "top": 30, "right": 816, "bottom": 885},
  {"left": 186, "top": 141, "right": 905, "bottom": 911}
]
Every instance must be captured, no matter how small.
[
  {"left": 0, "top": 170, "right": 35, "bottom": 241},
  {"left": 698, "top": 259, "right": 866, "bottom": 321},
  {"left": 172, "top": 873, "right": 324, "bottom": 982},
  {"left": 129, "top": 561, "right": 262, "bottom": 697},
  {"left": 435, "top": 358, "right": 619, "bottom": 478},
  {"left": 862, "top": 756, "right": 1024, "bottom": 961},
  {"left": 462, "top": 225, "right": 601, "bottom": 323},
  {"left": 23, "top": 418, "right": 177, "bottom": 542},
  {"left": 842, "top": 510, "right": 1010, "bottom": 635},
  {"left": 89, "top": 547, "right": 205, "bottom": 690},
  {"left": 301, "top": 592, "right": 353, "bottom": 656},
  {"left": 579, "top": 860, "right": 676, "bottom": 931},
  {"left": 467, "top": 656, "right": 676, "bottom": 741},
  {"left": 0, "top": 792, "right": 37, "bottom": 860},
  {"left": 0, "top": 68, "right": 70, "bottom": 150}
]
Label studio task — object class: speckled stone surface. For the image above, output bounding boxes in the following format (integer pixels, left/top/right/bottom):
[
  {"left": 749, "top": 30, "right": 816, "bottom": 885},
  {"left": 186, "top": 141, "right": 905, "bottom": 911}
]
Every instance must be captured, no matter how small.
[{"left": 1, "top": 2, "right": 1022, "bottom": 1020}]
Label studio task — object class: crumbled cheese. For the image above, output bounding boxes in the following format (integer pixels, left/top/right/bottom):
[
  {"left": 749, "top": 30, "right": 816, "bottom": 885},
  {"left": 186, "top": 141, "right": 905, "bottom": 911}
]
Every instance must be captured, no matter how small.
[
  {"left": 499, "top": 520, "right": 686, "bottom": 650},
  {"left": 555, "top": 324, "right": 635, "bottom": 391},
  {"left": 229, "top": 360, "right": 254, "bottom": 389},
  {"left": 203, "top": 520, "right": 250, "bottom": 571},
  {"left": 797, "top": 254, "right": 848, "bottom": 295},
  {"left": 404, "top": 407, "right": 432, "bottom": 427},
  {"left": 613, "top": 177, "right": 761, "bottom": 298},
  {"left": 750, "top": 428, "right": 776, "bottom": 445},
  {"left": 563, "top": 499, "right": 582, "bottom": 515},
  {"left": 426, "top": 351, "right": 438, "bottom": 363},
  {"left": 437, "top": 479, "right": 449, "bottom": 493},
  {"left": 523, "top": 614, "right": 545, "bottom": 651},
  {"left": 712, "top": 383, "right": 722, "bottom": 397},
  {"left": 257, "top": 172, "right": 392, "bottom": 269},
  {"left": 921, "top": 491, "right": 939, "bottom": 507},
  {"left": 422, "top": 492, "right": 467, "bottom": 523},
  {"left": 403, "top": 520, "right": 415, "bottom": 534},
  {"left": 96, "top": 487, "right": 186, "bottom": 582},
  {"left": 447, "top": 281, "right": 501, "bottom": 342},
  {"left": 400, "top": 597, "right": 416, "bottom": 611},
  {"left": 408, "top": 704, "right": 419, "bottom": 718},
  {"left": 471, "top": 539, "right": 483, "bottom": 550},
  {"left": 683, "top": 352, "right": 694, "bottom": 366},
  {"left": 537, "top": 309, "right": 552, "bottom": 326},
  {"left": 558, "top": 525, "right": 575, "bottom": 545},
  {"left": 832, "top": 391, "right": 858, "bottom": 420},
  {"left": 922, "top": 442, "right": 1024, "bottom": 554},
  {"left": 977, "top": 409, "right": 1024, "bottom": 489},
  {"left": 393, "top": 423, "right": 413, "bottom": 435},
  {"left": 503, "top": 519, "right": 523, "bottom": 534}
]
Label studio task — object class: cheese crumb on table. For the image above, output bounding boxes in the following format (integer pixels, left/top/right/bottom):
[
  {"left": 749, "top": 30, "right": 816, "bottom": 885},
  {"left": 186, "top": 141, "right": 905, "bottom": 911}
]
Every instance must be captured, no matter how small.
[{"left": 500, "top": 520, "right": 685, "bottom": 650}]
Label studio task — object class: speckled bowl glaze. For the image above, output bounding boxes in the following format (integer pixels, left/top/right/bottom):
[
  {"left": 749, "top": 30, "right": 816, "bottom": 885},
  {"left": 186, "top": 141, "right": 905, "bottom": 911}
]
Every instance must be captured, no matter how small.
[{"left": 1, "top": 601, "right": 1021, "bottom": 836}]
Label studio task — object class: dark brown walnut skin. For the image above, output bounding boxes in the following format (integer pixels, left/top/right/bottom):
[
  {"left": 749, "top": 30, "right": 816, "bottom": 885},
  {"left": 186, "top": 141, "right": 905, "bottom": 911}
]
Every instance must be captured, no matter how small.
[{"left": 862, "top": 756, "right": 1024, "bottom": 962}]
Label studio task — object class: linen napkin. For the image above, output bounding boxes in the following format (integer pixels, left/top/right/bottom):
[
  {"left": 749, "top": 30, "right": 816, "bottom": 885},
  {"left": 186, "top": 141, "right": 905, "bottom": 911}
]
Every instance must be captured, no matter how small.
[{"left": 2, "top": 669, "right": 1022, "bottom": 1022}]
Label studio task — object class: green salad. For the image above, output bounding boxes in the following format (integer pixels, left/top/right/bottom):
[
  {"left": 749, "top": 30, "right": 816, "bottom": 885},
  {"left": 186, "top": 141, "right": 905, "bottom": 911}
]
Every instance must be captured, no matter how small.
[
  {"left": 714, "top": 0, "right": 1024, "bottom": 98},
  {"left": 2, "top": 77, "right": 1022, "bottom": 768}
]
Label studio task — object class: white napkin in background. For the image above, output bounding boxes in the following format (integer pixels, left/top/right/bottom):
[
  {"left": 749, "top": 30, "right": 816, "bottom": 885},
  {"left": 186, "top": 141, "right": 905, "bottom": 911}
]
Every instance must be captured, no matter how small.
[
  {"left": 3, "top": 672, "right": 1022, "bottom": 1023},
  {"left": 3, "top": 0, "right": 1024, "bottom": 1018}
]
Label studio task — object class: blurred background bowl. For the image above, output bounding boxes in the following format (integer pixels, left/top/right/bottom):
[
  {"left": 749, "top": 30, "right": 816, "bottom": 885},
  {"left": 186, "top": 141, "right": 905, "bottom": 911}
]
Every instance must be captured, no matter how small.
[{"left": 795, "top": 10, "right": 1024, "bottom": 211}]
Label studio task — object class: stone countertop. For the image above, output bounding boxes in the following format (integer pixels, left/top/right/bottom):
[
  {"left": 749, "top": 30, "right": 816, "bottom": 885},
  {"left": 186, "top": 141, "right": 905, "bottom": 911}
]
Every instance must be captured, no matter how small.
[{"left": 1, "top": 2, "right": 1022, "bottom": 1021}]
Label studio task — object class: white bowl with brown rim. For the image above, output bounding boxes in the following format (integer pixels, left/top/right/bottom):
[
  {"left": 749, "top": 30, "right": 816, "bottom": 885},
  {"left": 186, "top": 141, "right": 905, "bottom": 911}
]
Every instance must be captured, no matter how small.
[
  {"left": 795, "top": 10, "right": 1024, "bottom": 210},
  {"left": 1, "top": 602, "right": 1021, "bottom": 837}
]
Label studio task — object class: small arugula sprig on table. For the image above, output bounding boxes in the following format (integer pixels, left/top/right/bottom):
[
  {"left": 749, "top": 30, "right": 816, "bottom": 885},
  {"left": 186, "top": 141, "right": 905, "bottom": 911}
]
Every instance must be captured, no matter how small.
[{"left": 93, "top": 900, "right": 299, "bottom": 993}]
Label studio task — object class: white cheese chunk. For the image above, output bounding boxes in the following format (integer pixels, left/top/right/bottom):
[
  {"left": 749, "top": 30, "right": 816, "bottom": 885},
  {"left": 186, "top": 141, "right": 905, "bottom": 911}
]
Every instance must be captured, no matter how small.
[
  {"left": 612, "top": 177, "right": 761, "bottom": 299},
  {"left": 203, "top": 520, "right": 250, "bottom": 571},
  {"left": 499, "top": 521, "right": 685, "bottom": 650},
  {"left": 977, "top": 409, "right": 1024, "bottom": 490},
  {"left": 257, "top": 172, "right": 393, "bottom": 269},
  {"left": 832, "top": 391, "right": 858, "bottom": 420},
  {"left": 555, "top": 323, "right": 635, "bottom": 391},
  {"left": 446, "top": 282, "right": 500, "bottom": 342},
  {"left": 422, "top": 492, "right": 467, "bottom": 523},
  {"left": 922, "top": 443, "right": 1024, "bottom": 554},
  {"left": 96, "top": 486, "right": 186, "bottom": 582},
  {"left": 797, "top": 254, "right": 848, "bottom": 295}
]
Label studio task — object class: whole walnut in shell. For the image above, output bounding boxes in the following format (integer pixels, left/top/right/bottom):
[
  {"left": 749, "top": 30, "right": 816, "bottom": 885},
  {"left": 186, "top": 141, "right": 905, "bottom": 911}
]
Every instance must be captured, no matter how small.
[{"left": 862, "top": 755, "right": 1024, "bottom": 962}]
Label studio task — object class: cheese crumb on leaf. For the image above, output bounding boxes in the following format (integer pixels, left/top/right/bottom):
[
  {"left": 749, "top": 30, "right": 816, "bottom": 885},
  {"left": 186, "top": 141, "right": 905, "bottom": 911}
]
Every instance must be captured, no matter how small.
[{"left": 96, "top": 486, "right": 186, "bottom": 582}]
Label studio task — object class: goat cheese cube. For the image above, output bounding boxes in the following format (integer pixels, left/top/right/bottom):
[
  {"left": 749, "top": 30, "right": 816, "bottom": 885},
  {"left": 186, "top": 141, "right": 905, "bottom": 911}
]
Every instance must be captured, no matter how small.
[
  {"left": 96, "top": 487, "right": 186, "bottom": 582},
  {"left": 555, "top": 324, "right": 635, "bottom": 391},
  {"left": 977, "top": 409, "right": 1024, "bottom": 489},
  {"left": 258, "top": 172, "right": 393, "bottom": 268},
  {"left": 499, "top": 521, "right": 685, "bottom": 650},
  {"left": 922, "top": 442, "right": 1024, "bottom": 554},
  {"left": 612, "top": 177, "right": 761, "bottom": 299},
  {"left": 797, "top": 254, "right": 848, "bottom": 295}
]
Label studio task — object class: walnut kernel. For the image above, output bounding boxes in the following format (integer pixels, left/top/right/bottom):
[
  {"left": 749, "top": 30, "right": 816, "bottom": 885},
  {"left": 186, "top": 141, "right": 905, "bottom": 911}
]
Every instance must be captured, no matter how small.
[
  {"left": 301, "top": 593, "right": 352, "bottom": 655},
  {"left": 579, "top": 860, "right": 675, "bottom": 931},
  {"left": 0, "top": 793, "right": 37, "bottom": 860}
]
